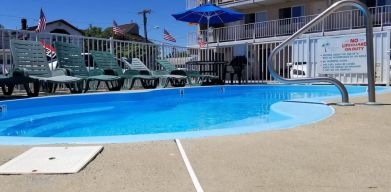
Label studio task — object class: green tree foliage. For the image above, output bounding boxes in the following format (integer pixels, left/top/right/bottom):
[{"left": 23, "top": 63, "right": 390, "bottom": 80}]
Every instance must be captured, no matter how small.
[
  {"left": 83, "top": 25, "right": 139, "bottom": 41},
  {"left": 84, "top": 25, "right": 104, "bottom": 38},
  {"left": 84, "top": 25, "right": 119, "bottom": 38}
]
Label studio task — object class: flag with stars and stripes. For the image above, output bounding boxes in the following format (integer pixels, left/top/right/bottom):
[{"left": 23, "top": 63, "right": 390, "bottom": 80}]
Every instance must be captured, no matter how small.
[
  {"left": 198, "top": 36, "right": 206, "bottom": 48},
  {"left": 112, "top": 20, "right": 125, "bottom": 36},
  {"left": 35, "top": 9, "right": 46, "bottom": 33},
  {"left": 163, "top": 29, "right": 176, "bottom": 42}
]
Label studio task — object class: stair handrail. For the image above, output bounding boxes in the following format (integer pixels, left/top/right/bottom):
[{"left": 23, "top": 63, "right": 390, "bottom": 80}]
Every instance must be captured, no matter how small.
[{"left": 267, "top": 0, "right": 376, "bottom": 105}]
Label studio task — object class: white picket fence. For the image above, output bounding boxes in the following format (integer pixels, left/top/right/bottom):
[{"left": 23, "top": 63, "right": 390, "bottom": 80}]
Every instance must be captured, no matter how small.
[
  {"left": 0, "top": 28, "right": 199, "bottom": 75},
  {"left": 0, "top": 28, "right": 389, "bottom": 86},
  {"left": 196, "top": 31, "right": 390, "bottom": 85}
]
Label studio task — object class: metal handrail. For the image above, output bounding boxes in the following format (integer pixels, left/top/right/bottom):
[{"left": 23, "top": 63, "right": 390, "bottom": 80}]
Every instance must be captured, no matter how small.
[{"left": 267, "top": 0, "right": 376, "bottom": 105}]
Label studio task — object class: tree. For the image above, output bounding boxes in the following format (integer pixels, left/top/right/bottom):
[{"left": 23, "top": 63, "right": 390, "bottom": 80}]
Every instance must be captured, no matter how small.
[
  {"left": 84, "top": 25, "right": 108, "bottom": 38},
  {"left": 0, "top": 24, "right": 4, "bottom": 29},
  {"left": 83, "top": 25, "right": 149, "bottom": 42},
  {"left": 84, "top": 25, "right": 126, "bottom": 39},
  {"left": 102, "top": 28, "right": 113, "bottom": 39}
]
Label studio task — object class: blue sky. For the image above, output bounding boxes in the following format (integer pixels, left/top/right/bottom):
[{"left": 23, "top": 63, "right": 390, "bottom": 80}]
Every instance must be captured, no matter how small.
[{"left": 0, "top": 0, "right": 196, "bottom": 46}]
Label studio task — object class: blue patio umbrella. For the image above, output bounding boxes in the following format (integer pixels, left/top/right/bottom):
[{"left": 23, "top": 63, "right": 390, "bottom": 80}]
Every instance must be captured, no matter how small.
[
  {"left": 172, "top": 2, "right": 244, "bottom": 51},
  {"left": 172, "top": 3, "right": 244, "bottom": 25}
]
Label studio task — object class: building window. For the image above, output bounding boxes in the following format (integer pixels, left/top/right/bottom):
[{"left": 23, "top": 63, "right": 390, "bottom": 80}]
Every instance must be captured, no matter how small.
[
  {"left": 361, "top": 0, "right": 391, "bottom": 7},
  {"left": 279, "top": 6, "right": 304, "bottom": 25},
  {"left": 244, "top": 13, "right": 255, "bottom": 24},
  {"left": 199, "top": 0, "right": 209, "bottom": 5},
  {"left": 378, "top": 0, "right": 391, "bottom": 6},
  {"left": 292, "top": 6, "right": 304, "bottom": 17},
  {"left": 255, "top": 11, "right": 268, "bottom": 23},
  {"left": 279, "top": 7, "right": 291, "bottom": 19},
  {"left": 292, "top": 69, "right": 305, "bottom": 76},
  {"left": 279, "top": 6, "right": 304, "bottom": 19}
]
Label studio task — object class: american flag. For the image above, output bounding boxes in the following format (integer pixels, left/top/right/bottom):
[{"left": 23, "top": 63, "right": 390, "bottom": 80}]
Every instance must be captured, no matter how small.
[
  {"left": 112, "top": 20, "right": 125, "bottom": 36},
  {"left": 163, "top": 29, "right": 176, "bottom": 42},
  {"left": 35, "top": 9, "right": 46, "bottom": 33},
  {"left": 198, "top": 36, "right": 206, "bottom": 48}
]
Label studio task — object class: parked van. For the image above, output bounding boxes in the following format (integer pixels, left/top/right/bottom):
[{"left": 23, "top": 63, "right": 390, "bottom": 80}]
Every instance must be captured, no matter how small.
[{"left": 287, "top": 62, "right": 307, "bottom": 79}]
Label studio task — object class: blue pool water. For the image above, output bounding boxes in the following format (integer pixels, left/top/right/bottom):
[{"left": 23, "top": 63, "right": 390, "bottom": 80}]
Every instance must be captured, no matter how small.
[{"left": 0, "top": 85, "right": 388, "bottom": 144}]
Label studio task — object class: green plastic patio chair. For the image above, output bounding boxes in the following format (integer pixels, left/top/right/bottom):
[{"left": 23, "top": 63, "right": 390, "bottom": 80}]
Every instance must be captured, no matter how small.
[
  {"left": 156, "top": 59, "right": 219, "bottom": 85},
  {"left": 122, "top": 57, "right": 187, "bottom": 87},
  {"left": 9, "top": 39, "right": 83, "bottom": 96},
  {"left": 0, "top": 74, "right": 12, "bottom": 95},
  {"left": 54, "top": 42, "right": 123, "bottom": 92},
  {"left": 90, "top": 51, "right": 159, "bottom": 89}
]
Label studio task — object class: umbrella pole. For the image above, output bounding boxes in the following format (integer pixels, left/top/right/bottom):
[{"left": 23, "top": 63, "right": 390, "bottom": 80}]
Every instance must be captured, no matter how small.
[
  {"left": 207, "top": 0, "right": 212, "bottom": 61},
  {"left": 207, "top": 16, "right": 210, "bottom": 61}
]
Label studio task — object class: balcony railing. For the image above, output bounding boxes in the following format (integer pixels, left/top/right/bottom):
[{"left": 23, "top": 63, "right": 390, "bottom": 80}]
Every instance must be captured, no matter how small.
[
  {"left": 186, "top": 0, "right": 251, "bottom": 9},
  {"left": 188, "top": 5, "right": 391, "bottom": 45}
]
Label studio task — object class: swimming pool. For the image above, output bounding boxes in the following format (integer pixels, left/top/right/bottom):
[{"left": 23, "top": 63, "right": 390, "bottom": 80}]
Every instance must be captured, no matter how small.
[{"left": 0, "top": 85, "right": 388, "bottom": 145}]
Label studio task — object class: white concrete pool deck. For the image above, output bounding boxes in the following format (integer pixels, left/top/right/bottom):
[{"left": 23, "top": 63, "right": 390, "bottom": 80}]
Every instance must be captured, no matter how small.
[{"left": 0, "top": 92, "right": 391, "bottom": 191}]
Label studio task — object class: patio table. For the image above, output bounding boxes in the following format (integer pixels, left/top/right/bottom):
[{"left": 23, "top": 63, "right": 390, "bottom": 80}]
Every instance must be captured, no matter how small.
[{"left": 186, "top": 61, "right": 228, "bottom": 80}]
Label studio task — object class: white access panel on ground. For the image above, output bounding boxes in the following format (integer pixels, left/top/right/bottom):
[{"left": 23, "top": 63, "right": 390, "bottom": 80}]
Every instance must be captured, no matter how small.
[{"left": 0, "top": 146, "right": 103, "bottom": 174}]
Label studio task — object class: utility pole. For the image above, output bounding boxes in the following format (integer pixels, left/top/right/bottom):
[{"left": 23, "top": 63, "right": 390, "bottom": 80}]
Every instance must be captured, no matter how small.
[{"left": 138, "top": 9, "right": 151, "bottom": 43}]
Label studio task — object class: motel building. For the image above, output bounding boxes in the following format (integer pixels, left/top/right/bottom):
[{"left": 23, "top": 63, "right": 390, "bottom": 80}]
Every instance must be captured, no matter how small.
[{"left": 186, "top": 0, "right": 391, "bottom": 85}]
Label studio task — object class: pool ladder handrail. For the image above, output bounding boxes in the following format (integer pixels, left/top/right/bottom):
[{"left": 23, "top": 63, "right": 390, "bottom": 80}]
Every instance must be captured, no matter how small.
[{"left": 267, "top": 0, "right": 376, "bottom": 105}]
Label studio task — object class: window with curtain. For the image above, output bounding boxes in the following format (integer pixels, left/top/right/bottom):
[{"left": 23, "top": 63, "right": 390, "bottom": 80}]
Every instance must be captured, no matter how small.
[
  {"left": 279, "top": 6, "right": 304, "bottom": 19},
  {"left": 279, "top": 6, "right": 304, "bottom": 24},
  {"left": 292, "top": 6, "right": 304, "bottom": 17},
  {"left": 255, "top": 11, "right": 268, "bottom": 23}
]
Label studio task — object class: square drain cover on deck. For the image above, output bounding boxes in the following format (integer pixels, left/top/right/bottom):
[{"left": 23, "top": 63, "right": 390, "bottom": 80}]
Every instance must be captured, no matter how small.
[{"left": 0, "top": 146, "right": 103, "bottom": 174}]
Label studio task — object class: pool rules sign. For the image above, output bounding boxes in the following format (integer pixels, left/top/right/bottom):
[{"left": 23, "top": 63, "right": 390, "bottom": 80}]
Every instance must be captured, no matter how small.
[{"left": 317, "top": 35, "right": 367, "bottom": 74}]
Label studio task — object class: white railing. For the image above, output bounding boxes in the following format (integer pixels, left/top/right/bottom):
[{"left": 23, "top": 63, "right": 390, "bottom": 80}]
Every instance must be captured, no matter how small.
[
  {"left": 193, "top": 31, "right": 390, "bottom": 85},
  {"left": 0, "top": 29, "right": 389, "bottom": 86},
  {"left": 188, "top": 5, "right": 391, "bottom": 45},
  {"left": 0, "top": 28, "right": 199, "bottom": 74}
]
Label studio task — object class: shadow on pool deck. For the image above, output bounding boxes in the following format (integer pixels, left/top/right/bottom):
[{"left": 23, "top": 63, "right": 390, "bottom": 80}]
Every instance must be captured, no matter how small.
[
  {"left": 0, "top": 90, "right": 103, "bottom": 101},
  {"left": 0, "top": 90, "right": 73, "bottom": 101},
  {"left": 0, "top": 93, "right": 391, "bottom": 191}
]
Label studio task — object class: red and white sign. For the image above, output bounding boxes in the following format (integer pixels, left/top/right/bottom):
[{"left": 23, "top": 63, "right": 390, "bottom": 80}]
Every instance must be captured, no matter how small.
[{"left": 317, "top": 35, "right": 367, "bottom": 74}]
